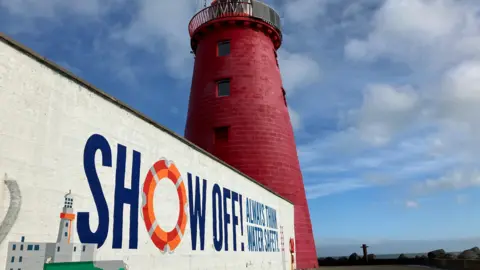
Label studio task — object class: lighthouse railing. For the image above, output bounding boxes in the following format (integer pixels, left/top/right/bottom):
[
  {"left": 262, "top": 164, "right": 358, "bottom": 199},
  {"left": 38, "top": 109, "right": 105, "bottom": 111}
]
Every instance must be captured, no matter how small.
[{"left": 188, "top": 0, "right": 282, "bottom": 38}]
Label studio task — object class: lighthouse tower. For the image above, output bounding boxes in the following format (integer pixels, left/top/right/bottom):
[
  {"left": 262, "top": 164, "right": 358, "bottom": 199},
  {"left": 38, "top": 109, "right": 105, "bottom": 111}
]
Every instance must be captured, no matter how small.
[
  {"left": 185, "top": 0, "right": 318, "bottom": 268},
  {"left": 57, "top": 190, "right": 75, "bottom": 244}
]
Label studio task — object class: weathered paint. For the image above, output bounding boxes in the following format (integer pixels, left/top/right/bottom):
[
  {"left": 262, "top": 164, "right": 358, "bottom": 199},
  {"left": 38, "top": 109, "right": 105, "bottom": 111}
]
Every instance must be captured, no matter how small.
[
  {"left": 185, "top": 6, "right": 318, "bottom": 269},
  {"left": 0, "top": 35, "right": 295, "bottom": 270}
]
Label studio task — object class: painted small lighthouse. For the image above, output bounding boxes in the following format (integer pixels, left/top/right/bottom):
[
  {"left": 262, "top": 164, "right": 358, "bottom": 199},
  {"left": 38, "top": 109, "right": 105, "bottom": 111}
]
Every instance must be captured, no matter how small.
[
  {"left": 57, "top": 190, "right": 75, "bottom": 244},
  {"left": 185, "top": 0, "right": 318, "bottom": 268}
]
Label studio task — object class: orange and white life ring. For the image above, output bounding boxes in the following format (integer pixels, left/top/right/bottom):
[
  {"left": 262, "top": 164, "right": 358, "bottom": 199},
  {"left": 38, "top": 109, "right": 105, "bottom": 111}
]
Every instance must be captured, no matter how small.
[{"left": 141, "top": 159, "right": 188, "bottom": 253}]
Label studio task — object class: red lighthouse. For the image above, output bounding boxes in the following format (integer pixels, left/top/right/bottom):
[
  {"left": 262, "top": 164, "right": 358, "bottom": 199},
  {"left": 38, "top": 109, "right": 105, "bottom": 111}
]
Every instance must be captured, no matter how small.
[{"left": 185, "top": 0, "right": 318, "bottom": 268}]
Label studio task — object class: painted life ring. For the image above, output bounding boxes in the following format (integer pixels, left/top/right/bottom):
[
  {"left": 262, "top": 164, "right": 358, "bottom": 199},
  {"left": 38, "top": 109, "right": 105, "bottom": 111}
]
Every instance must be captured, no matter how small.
[{"left": 141, "top": 159, "right": 188, "bottom": 253}]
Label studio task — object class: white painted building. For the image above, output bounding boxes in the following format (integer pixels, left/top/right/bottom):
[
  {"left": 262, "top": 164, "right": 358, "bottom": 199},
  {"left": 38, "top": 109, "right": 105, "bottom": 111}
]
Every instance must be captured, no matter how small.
[{"left": 0, "top": 34, "right": 296, "bottom": 270}]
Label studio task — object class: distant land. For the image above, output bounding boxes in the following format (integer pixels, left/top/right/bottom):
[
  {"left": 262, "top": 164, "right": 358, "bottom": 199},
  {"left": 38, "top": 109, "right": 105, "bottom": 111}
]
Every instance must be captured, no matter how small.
[{"left": 316, "top": 237, "right": 480, "bottom": 257}]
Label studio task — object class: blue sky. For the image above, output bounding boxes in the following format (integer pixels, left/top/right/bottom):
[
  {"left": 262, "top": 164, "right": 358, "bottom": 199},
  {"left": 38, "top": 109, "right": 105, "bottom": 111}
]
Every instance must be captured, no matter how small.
[{"left": 2, "top": 0, "right": 480, "bottom": 256}]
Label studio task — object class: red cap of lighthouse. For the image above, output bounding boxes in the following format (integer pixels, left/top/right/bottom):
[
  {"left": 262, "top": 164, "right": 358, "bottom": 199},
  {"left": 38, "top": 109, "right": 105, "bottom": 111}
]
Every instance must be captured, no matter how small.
[{"left": 186, "top": 1, "right": 318, "bottom": 268}]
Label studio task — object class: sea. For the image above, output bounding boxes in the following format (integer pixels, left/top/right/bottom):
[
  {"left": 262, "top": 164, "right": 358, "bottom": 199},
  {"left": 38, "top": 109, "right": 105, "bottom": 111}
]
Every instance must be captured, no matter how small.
[{"left": 375, "top": 253, "right": 427, "bottom": 259}]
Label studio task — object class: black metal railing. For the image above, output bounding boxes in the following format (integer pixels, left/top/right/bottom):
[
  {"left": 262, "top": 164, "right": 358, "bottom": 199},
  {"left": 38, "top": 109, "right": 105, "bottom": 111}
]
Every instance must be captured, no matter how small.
[{"left": 188, "top": 0, "right": 282, "bottom": 37}]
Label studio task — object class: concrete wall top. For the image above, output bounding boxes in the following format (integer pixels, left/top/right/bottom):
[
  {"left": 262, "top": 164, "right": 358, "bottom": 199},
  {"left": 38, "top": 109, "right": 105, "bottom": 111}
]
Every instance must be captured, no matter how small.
[{"left": 0, "top": 33, "right": 291, "bottom": 205}]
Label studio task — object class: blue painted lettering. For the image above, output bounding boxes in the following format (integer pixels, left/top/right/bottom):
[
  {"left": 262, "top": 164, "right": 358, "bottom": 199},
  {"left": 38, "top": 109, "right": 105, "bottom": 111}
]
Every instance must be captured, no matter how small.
[
  {"left": 222, "top": 187, "right": 231, "bottom": 251},
  {"left": 264, "top": 229, "right": 279, "bottom": 252},
  {"left": 231, "top": 191, "right": 239, "bottom": 251},
  {"left": 112, "top": 145, "right": 140, "bottom": 249},
  {"left": 239, "top": 194, "right": 244, "bottom": 252},
  {"left": 247, "top": 225, "right": 264, "bottom": 252},
  {"left": 187, "top": 173, "right": 207, "bottom": 251},
  {"left": 78, "top": 133, "right": 281, "bottom": 254},
  {"left": 212, "top": 184, "right": 223, "bottom": 251},
  {"left": 78, "top": 134, "right": 111, "bottom": 248}
]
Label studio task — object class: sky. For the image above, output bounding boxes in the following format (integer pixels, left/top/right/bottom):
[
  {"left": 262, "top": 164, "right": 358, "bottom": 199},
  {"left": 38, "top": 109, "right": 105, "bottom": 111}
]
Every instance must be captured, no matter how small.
[{"left": 2, "top": 0, "right": 480, "bottom": 257}]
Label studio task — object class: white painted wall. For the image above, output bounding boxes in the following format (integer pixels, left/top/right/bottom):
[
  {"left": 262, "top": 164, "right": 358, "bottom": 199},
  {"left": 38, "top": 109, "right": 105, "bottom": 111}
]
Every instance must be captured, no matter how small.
[{"left": 0, "top": 39, "right": 295, "bottom": 270}]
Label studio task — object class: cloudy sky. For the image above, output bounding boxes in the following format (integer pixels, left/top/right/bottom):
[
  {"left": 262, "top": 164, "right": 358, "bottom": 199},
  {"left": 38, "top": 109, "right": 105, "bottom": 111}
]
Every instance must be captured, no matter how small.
[{"left": 2, "top": 0, "right": 480, "bottom": 256}]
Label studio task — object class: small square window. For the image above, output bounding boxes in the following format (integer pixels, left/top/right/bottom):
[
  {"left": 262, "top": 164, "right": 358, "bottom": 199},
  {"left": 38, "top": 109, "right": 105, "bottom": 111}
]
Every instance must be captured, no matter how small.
[
  {"left": 19, "top": 256, "right": 22, "bottom": 263},
  {"left": 217, "top": 79, "right": 230, "bottom": 97},
  {"left": 74, "top": 247, "right": 77, "bottom": 252},
  {"left": 34, "top": 245, "right": 39, "bottom": 251},
  {"left": 64, "top": 232, "right": 68, "bottom": 237},
  {"left": 82, "top": 245, "right": 86, "bottom": 252},
  {"left": 27, "top": 245, "right": 33, "bottom": 251},
  {"left": 12, "top": 244, "right": 16, "bottom": 251},
  {"left": 214, "top": 126, "right": 229, "bottom": 144},
  {"left": 57, "top": 246, "right": 60, "bottom": 252},
  {"left": 217, "top": 40, "right": 230, "bottom": 56},
  {"left": 20, "top": 245, "right": 23, "bottom": 251}
]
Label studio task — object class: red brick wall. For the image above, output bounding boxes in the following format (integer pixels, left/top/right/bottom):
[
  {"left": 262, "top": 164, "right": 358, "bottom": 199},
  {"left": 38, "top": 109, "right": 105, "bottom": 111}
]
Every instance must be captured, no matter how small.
[{"left": 185, "top": 23, "right": 318, "bottom": 269}]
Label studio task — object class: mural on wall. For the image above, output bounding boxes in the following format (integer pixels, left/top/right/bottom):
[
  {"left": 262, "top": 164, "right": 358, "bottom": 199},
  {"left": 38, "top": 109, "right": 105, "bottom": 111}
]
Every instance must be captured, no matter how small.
[
  {"left": 1, "top": 133, "right": 283, "bottom": 269},
  {"left": 4, "top": 190, "right": 127, "bottom": 270},
  {"left": 141, "top": 159, "right": 188, "bottom": 254},
  {"left": 0, "top": 176, "right": 21, "bottom": 247},
  {"left": 76, "top": 133, "right": 281, "bottom": 254}
]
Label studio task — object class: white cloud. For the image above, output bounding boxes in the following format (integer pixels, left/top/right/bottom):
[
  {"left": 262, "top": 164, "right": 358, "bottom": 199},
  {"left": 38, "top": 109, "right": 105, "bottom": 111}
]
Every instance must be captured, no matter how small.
[
  {"left": 302, "top": 165, "right": 347, "bottom": 174},
  {"left": 414, "top": 170, "right": 480, "bottom": 194},
  {"left": 288, "top": 107, "right": 302, "bottom": 131},
  {"left": 405, "top": 200, "right": 419, "bottom": 208},
  {"left": 278, "top": 49, "right": 321, "bottom": 95},
  {"left": 428, "top": 61, "right": 480, "bottom": 162},
  {"left": 1, "top": 0, "right": 195, "bottom": 80},
  {"left": 439, "top": 61, "right": 480, "bottom": 120},
  {"left": 344, "top": 0, "right": 480, "bottom": 69},
  {"left": 283, "top": 0, "right": 327, "bottom": 25},
  {"left": 306, "top": 179, "right": 369, "bottom": 199},
  {"left": 326, "top": 0, "right": 480, "bottom": 200},
  {"left": 114, "top": 0, "right": 196, "bottom": 79},
  {"left": 299, "top": 70, "right": 480, "bottom": 198},
  {"left": 0, "top": 0, "right": 123, "bottom": 19},
  {"left": 353, "top": 84, "right": 420, "bottom": 146}
]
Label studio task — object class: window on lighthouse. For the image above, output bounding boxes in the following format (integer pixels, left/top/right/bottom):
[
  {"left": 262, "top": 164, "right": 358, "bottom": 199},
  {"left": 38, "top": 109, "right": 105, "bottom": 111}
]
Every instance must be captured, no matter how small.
[
  {"left": 214, "top": 126, "right": 229, "bottom": 144},
  {"left": 217, "top": 79, "right": 230, "bottom": 97},
  {"left": 217, "top": 40, "right": 230, "bottom": 56}
]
